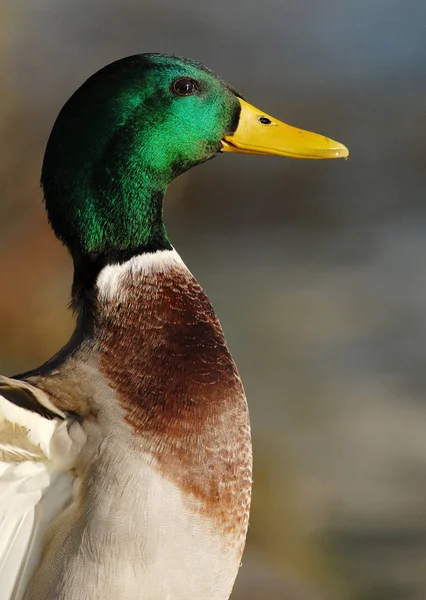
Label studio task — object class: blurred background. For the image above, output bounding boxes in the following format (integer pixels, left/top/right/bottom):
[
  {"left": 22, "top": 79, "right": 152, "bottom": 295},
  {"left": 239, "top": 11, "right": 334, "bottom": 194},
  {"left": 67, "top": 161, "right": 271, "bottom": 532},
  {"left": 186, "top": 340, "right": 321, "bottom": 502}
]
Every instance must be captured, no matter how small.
[{"left": 1, "top": 1, "right": 426, "bottom": 598}]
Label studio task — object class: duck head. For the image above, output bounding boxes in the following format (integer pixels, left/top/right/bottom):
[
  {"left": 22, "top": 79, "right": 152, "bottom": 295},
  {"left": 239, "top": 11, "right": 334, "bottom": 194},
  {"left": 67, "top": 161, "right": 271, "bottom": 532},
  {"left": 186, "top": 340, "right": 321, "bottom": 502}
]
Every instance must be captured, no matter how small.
[{"left": 41, "top": 53, "right": 348, "bottom": 267}]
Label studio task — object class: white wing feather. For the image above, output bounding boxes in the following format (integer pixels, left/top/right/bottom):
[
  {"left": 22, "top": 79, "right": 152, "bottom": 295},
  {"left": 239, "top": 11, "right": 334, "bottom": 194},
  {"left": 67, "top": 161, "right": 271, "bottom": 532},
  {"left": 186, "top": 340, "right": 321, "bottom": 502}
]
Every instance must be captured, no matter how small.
[{"left": 0, "top": 377, "right": 85, "bottom": 600}]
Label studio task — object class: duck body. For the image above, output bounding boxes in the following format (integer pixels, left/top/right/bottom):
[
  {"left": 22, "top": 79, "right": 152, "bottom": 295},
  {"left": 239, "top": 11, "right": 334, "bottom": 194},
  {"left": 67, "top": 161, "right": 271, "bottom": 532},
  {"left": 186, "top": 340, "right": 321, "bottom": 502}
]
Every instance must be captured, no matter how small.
[
  {"left": 23, "top": 249, "right": 251, "bottom": 600},
  {"left": 0, "top": 53, "right": 347, "bottom": 599}
]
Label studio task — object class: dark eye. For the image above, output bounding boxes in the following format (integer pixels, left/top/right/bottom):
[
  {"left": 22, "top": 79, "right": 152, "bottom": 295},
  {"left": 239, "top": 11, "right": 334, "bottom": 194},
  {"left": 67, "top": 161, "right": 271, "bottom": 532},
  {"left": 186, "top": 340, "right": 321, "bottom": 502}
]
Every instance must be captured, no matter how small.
[{"left": 172, "top": 77, "right": 199, "bottom": 96}]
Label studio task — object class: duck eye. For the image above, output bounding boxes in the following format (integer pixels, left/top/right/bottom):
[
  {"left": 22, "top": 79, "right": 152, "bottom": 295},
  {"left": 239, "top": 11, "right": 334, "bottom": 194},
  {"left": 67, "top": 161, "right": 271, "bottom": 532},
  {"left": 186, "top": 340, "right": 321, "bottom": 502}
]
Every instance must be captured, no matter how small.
[{"left": 172, "top": 78, "right": 199, "bottom": 96}]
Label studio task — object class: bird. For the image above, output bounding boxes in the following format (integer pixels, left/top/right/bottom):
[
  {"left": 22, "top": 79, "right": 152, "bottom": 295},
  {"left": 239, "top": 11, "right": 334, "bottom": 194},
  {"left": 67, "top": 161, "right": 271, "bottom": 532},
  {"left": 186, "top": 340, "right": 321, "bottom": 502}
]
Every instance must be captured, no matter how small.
[{"left": 0, "top": 53, "right": 348, "bottom": 600}]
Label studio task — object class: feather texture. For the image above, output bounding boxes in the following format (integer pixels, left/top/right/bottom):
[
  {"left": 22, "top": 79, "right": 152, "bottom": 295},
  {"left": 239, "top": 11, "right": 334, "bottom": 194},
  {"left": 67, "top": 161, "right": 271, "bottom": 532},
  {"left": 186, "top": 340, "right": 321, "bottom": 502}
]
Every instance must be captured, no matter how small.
[{"left": 0, "top": 376, "right": 85, "bottom": 600}]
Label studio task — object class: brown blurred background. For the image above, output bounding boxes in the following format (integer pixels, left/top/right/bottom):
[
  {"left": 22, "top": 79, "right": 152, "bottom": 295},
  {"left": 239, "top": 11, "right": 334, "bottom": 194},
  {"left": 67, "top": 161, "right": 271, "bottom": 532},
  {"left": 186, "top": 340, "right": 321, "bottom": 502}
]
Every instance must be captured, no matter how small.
[{"left": 2, "top": 2, "right": 426, "bottom": 599}]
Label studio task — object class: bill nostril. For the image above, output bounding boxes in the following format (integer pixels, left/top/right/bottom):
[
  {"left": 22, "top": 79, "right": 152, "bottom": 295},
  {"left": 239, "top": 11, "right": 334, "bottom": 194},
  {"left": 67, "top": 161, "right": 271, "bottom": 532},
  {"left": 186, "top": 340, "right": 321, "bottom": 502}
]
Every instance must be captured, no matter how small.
[{"left": 258, "top": 116, "right": 272, "bottom": 125}]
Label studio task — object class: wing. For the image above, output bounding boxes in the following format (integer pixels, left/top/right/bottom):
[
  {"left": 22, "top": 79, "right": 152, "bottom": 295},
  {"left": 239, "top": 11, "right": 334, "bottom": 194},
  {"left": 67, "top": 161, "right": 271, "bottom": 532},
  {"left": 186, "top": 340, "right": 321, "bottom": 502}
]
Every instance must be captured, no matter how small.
[{"left": 0, "top": 375, "right": 86, "bottom": 600}]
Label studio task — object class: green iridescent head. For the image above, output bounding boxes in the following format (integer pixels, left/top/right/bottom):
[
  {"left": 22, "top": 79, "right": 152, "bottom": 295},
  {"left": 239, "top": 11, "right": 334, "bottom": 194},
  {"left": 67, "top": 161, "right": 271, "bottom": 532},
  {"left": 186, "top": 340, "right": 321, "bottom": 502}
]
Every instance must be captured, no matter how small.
[
  {"left": 42, "top": 53, "right": 241, "bottom": 260},
  {"left": 42, "top": 52, "right": 349, "bottom": 272}
]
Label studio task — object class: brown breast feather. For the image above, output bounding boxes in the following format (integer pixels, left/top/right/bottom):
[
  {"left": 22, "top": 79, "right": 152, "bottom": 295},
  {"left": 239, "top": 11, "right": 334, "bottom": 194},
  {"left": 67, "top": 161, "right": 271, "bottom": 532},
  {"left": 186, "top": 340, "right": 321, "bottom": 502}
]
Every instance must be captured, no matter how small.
[{"left": 96, "top": 263, "right": 252, "bottom": 550}]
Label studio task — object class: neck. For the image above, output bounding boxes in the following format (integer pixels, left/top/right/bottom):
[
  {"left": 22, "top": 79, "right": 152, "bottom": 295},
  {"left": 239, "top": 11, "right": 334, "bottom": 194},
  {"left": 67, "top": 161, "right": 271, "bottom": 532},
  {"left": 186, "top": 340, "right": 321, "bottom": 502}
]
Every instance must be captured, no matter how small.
[{"left": 69, "top": 184, "right": 173, "bottom": 312}]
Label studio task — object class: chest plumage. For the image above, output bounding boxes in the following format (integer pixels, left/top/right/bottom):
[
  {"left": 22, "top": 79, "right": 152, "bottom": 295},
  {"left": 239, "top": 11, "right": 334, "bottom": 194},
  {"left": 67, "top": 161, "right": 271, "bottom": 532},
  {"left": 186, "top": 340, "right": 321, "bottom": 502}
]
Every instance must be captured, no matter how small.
[{"left": 96, "top": 251, "right": 253, "bottom": 548}]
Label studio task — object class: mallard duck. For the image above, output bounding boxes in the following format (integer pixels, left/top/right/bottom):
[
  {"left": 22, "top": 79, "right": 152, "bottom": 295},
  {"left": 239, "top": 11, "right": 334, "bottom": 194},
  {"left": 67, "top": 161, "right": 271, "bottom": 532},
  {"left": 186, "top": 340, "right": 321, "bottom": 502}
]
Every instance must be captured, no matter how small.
[{"left": 0, "top": 53, "right": 348, "bottom": 600}]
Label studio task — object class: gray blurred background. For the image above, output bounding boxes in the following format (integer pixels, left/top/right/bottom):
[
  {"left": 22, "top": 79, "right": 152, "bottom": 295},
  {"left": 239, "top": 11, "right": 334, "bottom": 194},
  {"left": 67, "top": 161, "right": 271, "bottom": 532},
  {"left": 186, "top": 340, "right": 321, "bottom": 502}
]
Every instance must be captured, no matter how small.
[{"left": 1, "top": 1, "right": 426, "bottom": 598}]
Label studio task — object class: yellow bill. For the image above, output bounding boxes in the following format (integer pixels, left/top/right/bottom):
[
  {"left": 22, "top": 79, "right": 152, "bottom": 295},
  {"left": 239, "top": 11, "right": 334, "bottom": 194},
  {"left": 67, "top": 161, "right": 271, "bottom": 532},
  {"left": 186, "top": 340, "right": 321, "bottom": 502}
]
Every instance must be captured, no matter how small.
[{"left": 221, "top": 98, "right": 349, "bottom": 159}]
